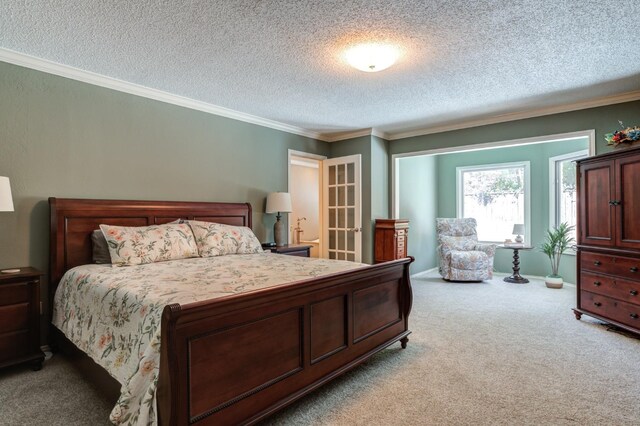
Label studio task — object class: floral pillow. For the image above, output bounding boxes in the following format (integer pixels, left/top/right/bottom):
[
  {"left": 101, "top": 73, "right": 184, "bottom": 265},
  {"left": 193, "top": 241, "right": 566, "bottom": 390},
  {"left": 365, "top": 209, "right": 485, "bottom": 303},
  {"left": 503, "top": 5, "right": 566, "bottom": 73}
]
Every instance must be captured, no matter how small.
[
  {"left": 99, "top": 223, "right": 199, "bottom": 266},
  {"left": 440, "top": 235, "right": 477, "bottom": 251},
  {"left": 187, "top": 220, "right": 263, "bottom": 257}
]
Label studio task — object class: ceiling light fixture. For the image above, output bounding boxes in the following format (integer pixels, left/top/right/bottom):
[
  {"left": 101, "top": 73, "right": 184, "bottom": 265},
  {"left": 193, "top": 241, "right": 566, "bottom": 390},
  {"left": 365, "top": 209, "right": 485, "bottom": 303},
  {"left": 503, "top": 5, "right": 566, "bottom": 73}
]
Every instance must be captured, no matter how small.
[{"left": 345, "top": 43, "right": 399, "bottom": 73}]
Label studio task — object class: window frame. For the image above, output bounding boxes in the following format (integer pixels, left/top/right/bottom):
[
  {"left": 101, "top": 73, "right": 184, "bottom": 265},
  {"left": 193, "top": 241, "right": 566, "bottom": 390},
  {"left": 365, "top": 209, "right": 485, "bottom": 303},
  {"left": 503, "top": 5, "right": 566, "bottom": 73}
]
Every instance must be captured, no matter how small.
[
  {"left": 456, "top": 161, "right": 531, "bottom": 245},
  {"left": 548, "top": 150, "right": 588, "bottom": 254}
]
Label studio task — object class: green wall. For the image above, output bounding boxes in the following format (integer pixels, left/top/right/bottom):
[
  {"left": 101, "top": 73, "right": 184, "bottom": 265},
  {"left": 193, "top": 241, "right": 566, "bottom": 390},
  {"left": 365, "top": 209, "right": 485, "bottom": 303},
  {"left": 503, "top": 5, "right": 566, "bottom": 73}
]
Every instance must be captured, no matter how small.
[
  {"left": 370, "top": 135, "right": 389, "bottom": 223},
  {"left": 436, "top": 138, "right": 588, "bottom": 283},
  {"left": 398, "top": 155, "right": 438, "bottom": 274},
  {"left": 0, "top": 61, "right": 329, "bottom": 330}
]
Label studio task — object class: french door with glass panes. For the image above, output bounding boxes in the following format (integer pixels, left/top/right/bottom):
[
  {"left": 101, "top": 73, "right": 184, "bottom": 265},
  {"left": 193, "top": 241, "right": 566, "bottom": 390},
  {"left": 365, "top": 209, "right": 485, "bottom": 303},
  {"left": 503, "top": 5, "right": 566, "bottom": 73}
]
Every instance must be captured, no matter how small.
[{"left": 323, "top": 155, "right": 362, "bottom": 262}]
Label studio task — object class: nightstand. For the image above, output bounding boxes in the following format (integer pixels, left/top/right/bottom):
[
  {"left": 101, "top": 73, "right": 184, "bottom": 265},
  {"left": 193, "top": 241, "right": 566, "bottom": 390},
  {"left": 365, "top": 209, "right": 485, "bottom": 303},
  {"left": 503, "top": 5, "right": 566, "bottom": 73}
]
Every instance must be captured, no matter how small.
[
  {"left": 268, "top": 245, "right": 312, "bottom": 257},
  {"left": 0, "top": 267, "right": 45, "bottom": 371}
]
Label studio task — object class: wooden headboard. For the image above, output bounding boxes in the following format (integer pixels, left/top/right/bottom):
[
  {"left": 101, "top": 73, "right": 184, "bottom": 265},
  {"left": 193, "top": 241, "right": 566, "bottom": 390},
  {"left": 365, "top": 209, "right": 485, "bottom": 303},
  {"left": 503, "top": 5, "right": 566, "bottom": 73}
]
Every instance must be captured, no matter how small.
[{"left": 49, "top": 197, "right": 252, "bottom": 297}]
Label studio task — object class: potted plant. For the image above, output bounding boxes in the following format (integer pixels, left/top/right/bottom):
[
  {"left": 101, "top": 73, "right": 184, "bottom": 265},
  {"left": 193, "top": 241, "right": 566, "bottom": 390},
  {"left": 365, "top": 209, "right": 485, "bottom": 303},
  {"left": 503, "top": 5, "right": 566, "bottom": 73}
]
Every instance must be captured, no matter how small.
[{"left": 540, "top": 222, "right": 575, "bottom": 288}]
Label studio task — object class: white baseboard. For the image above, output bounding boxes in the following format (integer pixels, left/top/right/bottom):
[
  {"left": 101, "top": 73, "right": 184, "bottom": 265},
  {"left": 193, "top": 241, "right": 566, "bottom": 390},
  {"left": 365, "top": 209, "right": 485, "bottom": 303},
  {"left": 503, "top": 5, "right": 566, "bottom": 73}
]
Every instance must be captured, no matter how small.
[
  {"left": 411, "top": 267, "right": 438, "bottom": 279},
  {"left": 410, "top": 268, "right": 576, "bottom": 287}
]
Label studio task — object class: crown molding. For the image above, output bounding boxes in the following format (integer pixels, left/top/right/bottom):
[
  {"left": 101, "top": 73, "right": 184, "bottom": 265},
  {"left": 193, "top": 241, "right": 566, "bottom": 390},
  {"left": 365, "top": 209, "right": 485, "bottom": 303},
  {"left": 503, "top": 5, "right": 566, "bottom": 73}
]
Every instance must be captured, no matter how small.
[
  {"left": 313, "top": 88, "right": 640, "bottom": 142},
  {"left": 322, "top": 128, "right": 373, "bottom": 142},
  {"left": 387, "top": 90, "right": 640, "bottom": 141},
  {"left": 3, "top": 48, "right": 638, "bottom": 145},
  {"left": 371, "top": 128, "right": 390, "bottom": 140},
  {"left": 320, "top": 127, "right": 390, "bottom": 142},
  {"left": 0, "top": 48, "right": 328, "bottom": 142}
]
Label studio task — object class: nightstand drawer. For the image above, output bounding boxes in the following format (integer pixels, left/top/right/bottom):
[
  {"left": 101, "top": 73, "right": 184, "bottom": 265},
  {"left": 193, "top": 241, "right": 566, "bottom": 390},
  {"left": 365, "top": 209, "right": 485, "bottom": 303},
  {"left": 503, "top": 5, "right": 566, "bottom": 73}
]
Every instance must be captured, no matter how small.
[
  {"left": 0, "top": 330, "right": 29, "bottom": 362},
  {"left": 0, "top": 303, "right": 29, "bottom": 333},
  {"left": 0, "top": 283, "right": 29, "bottom": 306},
  {"left": 284, "top": 250, "right": 309, "bottom": 257},
  {"left": 0, "top": 267, "right": 44, "bottom": 371},
  {"left": 268, "top": 245, "right": 311, "bottom": 257}
]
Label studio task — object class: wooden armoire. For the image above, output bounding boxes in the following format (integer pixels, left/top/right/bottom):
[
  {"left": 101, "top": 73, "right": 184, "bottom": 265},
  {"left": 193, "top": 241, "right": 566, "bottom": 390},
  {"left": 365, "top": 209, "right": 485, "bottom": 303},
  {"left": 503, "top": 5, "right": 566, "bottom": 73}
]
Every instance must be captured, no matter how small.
[{"left": 574, "top": 146, "right": 640, "bottom": 334}]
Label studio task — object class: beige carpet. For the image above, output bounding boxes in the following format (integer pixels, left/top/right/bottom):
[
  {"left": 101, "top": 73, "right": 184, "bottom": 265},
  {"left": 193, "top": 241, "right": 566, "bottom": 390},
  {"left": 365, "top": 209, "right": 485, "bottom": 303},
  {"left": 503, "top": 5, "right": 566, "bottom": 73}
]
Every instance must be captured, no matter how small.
[{"left": 1, "top": 272, "right": 639, "bottom": 425}]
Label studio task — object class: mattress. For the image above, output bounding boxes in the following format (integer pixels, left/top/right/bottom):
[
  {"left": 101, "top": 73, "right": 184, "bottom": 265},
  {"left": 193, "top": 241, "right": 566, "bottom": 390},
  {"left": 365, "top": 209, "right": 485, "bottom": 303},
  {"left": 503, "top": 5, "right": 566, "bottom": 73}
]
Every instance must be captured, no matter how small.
[{"left": 52, "top": 252, "right": 364, "bottom": 425}]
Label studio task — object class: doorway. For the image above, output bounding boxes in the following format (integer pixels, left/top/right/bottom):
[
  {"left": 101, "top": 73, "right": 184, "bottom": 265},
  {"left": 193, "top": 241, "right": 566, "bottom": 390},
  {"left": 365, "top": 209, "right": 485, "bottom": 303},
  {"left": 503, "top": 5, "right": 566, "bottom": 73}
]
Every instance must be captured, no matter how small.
[
  {"left": 392, "top": 130, "right": 594, "bottom": 277},
  {"left": 288, "top": 151, "right": 363, "bottom": 262},
  {"left": 288, "top": 150, "right": 325, "bottom": 257}
]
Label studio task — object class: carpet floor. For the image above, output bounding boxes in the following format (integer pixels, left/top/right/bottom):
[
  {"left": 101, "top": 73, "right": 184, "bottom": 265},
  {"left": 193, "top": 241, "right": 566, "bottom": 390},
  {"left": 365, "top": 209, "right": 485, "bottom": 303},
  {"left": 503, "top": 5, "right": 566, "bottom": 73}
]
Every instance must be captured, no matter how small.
[{"left": 1, "top": 272, "right": 639, "bottom": 425}]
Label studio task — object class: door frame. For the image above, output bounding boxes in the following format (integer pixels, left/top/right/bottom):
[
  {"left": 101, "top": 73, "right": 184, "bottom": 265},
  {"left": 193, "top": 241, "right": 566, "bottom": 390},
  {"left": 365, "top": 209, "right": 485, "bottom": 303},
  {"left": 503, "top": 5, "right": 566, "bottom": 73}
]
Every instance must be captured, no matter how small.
[{"left": 288, "top": 149, "right": 327, "bottom": 254}]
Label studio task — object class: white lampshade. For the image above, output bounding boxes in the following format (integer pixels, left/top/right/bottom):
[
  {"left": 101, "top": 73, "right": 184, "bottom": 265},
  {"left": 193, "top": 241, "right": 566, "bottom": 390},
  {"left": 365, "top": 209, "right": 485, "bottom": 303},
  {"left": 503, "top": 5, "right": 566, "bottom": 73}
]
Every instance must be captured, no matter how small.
[
  {"left": 266, "top": 192, "right": 292, "bottom": 214},
  {"left": 0, "top": 177, "right": 14, "bottom": 212},
  {"left": 512, "top": 224, "right": 525, "bottom": 235}
]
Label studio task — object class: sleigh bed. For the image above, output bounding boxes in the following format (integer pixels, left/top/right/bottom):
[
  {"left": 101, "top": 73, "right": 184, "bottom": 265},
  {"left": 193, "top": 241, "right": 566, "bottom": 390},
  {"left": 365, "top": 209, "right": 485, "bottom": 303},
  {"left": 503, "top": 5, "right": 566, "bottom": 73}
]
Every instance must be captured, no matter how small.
[{"left": 49, "top": 198, "right": 413, "bottom": 425}]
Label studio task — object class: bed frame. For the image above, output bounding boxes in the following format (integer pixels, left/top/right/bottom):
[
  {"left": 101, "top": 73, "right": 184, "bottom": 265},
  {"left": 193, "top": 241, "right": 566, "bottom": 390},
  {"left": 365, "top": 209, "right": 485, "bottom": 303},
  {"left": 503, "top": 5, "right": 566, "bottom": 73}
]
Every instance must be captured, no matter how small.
[{"left": 49, "top": 197, "right": 413, "bottom": 425}]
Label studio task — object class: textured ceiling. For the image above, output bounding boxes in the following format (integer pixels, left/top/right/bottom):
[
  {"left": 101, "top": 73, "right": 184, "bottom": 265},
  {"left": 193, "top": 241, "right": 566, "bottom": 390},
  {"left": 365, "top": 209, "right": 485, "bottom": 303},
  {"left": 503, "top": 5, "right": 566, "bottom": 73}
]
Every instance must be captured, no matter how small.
[{"left": 1, "top": 0, "right": 640, "bottom": 139}]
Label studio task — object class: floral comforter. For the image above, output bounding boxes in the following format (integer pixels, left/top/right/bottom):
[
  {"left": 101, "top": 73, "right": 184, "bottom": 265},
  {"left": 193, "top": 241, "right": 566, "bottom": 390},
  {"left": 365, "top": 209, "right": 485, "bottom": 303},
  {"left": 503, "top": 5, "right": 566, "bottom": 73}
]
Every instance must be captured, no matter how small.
[{"left": 52, "top": 252, "right": 364, "bottom": 425}]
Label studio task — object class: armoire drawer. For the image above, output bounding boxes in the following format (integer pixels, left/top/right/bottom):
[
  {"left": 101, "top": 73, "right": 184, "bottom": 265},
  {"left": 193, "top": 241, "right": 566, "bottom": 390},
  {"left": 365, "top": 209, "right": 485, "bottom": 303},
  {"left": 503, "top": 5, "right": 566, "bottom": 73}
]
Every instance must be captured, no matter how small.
[
  {"left": 581, "top": 252, "right": 640, "bottom": 280},
  {"left": 581, "top": 271, "right": 640, "bottom": 305},
  {"left": 581, "top": 291, "right": 640, "bottom": 329}
]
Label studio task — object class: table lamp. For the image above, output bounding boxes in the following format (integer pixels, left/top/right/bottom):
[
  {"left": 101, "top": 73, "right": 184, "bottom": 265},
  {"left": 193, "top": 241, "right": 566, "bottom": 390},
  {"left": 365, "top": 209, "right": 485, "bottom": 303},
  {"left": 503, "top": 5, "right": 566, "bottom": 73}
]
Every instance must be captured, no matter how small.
[
  {"left": 512, "top": 223, "right": 525, "bottom": 244},
  {"left": 266, "top": 192, "right": 292, "bottom": 246},
  {"left": 0, "top": 177, "right": 19, "bottom": 274}
]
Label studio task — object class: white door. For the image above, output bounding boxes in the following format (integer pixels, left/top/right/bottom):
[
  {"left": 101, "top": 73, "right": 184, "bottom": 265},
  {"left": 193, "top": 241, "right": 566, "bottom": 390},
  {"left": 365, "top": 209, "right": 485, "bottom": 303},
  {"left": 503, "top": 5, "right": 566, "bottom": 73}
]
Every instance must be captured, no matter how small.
[{"left": 323, "top": 155, "right": 362, "bottom": 262}]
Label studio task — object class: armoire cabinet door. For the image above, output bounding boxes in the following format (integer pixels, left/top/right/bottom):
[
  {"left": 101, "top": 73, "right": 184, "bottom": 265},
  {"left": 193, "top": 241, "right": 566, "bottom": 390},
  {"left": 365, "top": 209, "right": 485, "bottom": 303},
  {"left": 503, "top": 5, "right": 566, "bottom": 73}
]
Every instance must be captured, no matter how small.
[
  {"left": 579, "top": 160, "right": 615, "bottom": 246},
  {"left": 616, "top": 154, "right": 640, "bottom": 249}
]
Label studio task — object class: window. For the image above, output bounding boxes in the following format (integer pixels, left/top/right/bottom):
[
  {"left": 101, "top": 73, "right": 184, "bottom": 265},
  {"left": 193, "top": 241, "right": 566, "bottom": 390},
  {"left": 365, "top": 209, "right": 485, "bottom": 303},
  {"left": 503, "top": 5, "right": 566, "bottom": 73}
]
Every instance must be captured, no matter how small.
[
  {"left": 549, "top": 150, "right": 588, "bottom": 243},
  {"left": 457, "top": 162, "right": 531, "bottom": 244}
]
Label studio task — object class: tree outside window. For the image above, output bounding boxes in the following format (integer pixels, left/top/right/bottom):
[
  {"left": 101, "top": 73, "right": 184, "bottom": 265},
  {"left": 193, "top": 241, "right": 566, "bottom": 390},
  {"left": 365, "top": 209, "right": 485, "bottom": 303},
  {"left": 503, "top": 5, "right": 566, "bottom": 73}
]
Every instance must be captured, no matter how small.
[{"left": 457, "top": 162, "right": 530, "bottom": 243}]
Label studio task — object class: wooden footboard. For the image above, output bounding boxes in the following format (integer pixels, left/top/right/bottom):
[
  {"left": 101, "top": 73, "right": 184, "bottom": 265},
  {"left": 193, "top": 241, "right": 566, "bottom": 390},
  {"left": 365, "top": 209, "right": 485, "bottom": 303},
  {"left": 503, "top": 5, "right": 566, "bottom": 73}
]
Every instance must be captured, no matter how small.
[{"left": 157, "top": 257, "right": 413, "bottom": 425}]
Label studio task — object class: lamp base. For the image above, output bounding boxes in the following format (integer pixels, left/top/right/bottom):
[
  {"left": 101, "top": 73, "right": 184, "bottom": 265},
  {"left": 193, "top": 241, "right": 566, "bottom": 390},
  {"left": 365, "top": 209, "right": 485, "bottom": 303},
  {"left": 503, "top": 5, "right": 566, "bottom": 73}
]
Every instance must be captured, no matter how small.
[
  {"left": 515, "top": 235, "right": 523, "bottom": 243},
  {"left": 274, "top": 214, "right": 285, "bottom": 246},
  {"left": 1, "top": 268, "right": 20, "bottom": 274}
]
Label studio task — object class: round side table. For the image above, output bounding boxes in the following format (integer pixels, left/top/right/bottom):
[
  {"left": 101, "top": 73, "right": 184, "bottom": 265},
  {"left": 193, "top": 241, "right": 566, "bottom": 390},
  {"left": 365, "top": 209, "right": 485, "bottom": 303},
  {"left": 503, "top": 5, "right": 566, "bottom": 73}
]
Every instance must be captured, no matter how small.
[{"left": 497, "top": 245, "right": 533, "bottom": 284}]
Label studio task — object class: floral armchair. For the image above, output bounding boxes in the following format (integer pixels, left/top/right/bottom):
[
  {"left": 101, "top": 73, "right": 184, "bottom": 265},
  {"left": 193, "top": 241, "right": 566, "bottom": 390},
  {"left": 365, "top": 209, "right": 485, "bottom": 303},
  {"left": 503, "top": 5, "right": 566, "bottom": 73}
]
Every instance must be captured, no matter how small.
[{"left": 436, "top": 218, "right": 496, "bottom": 281}]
